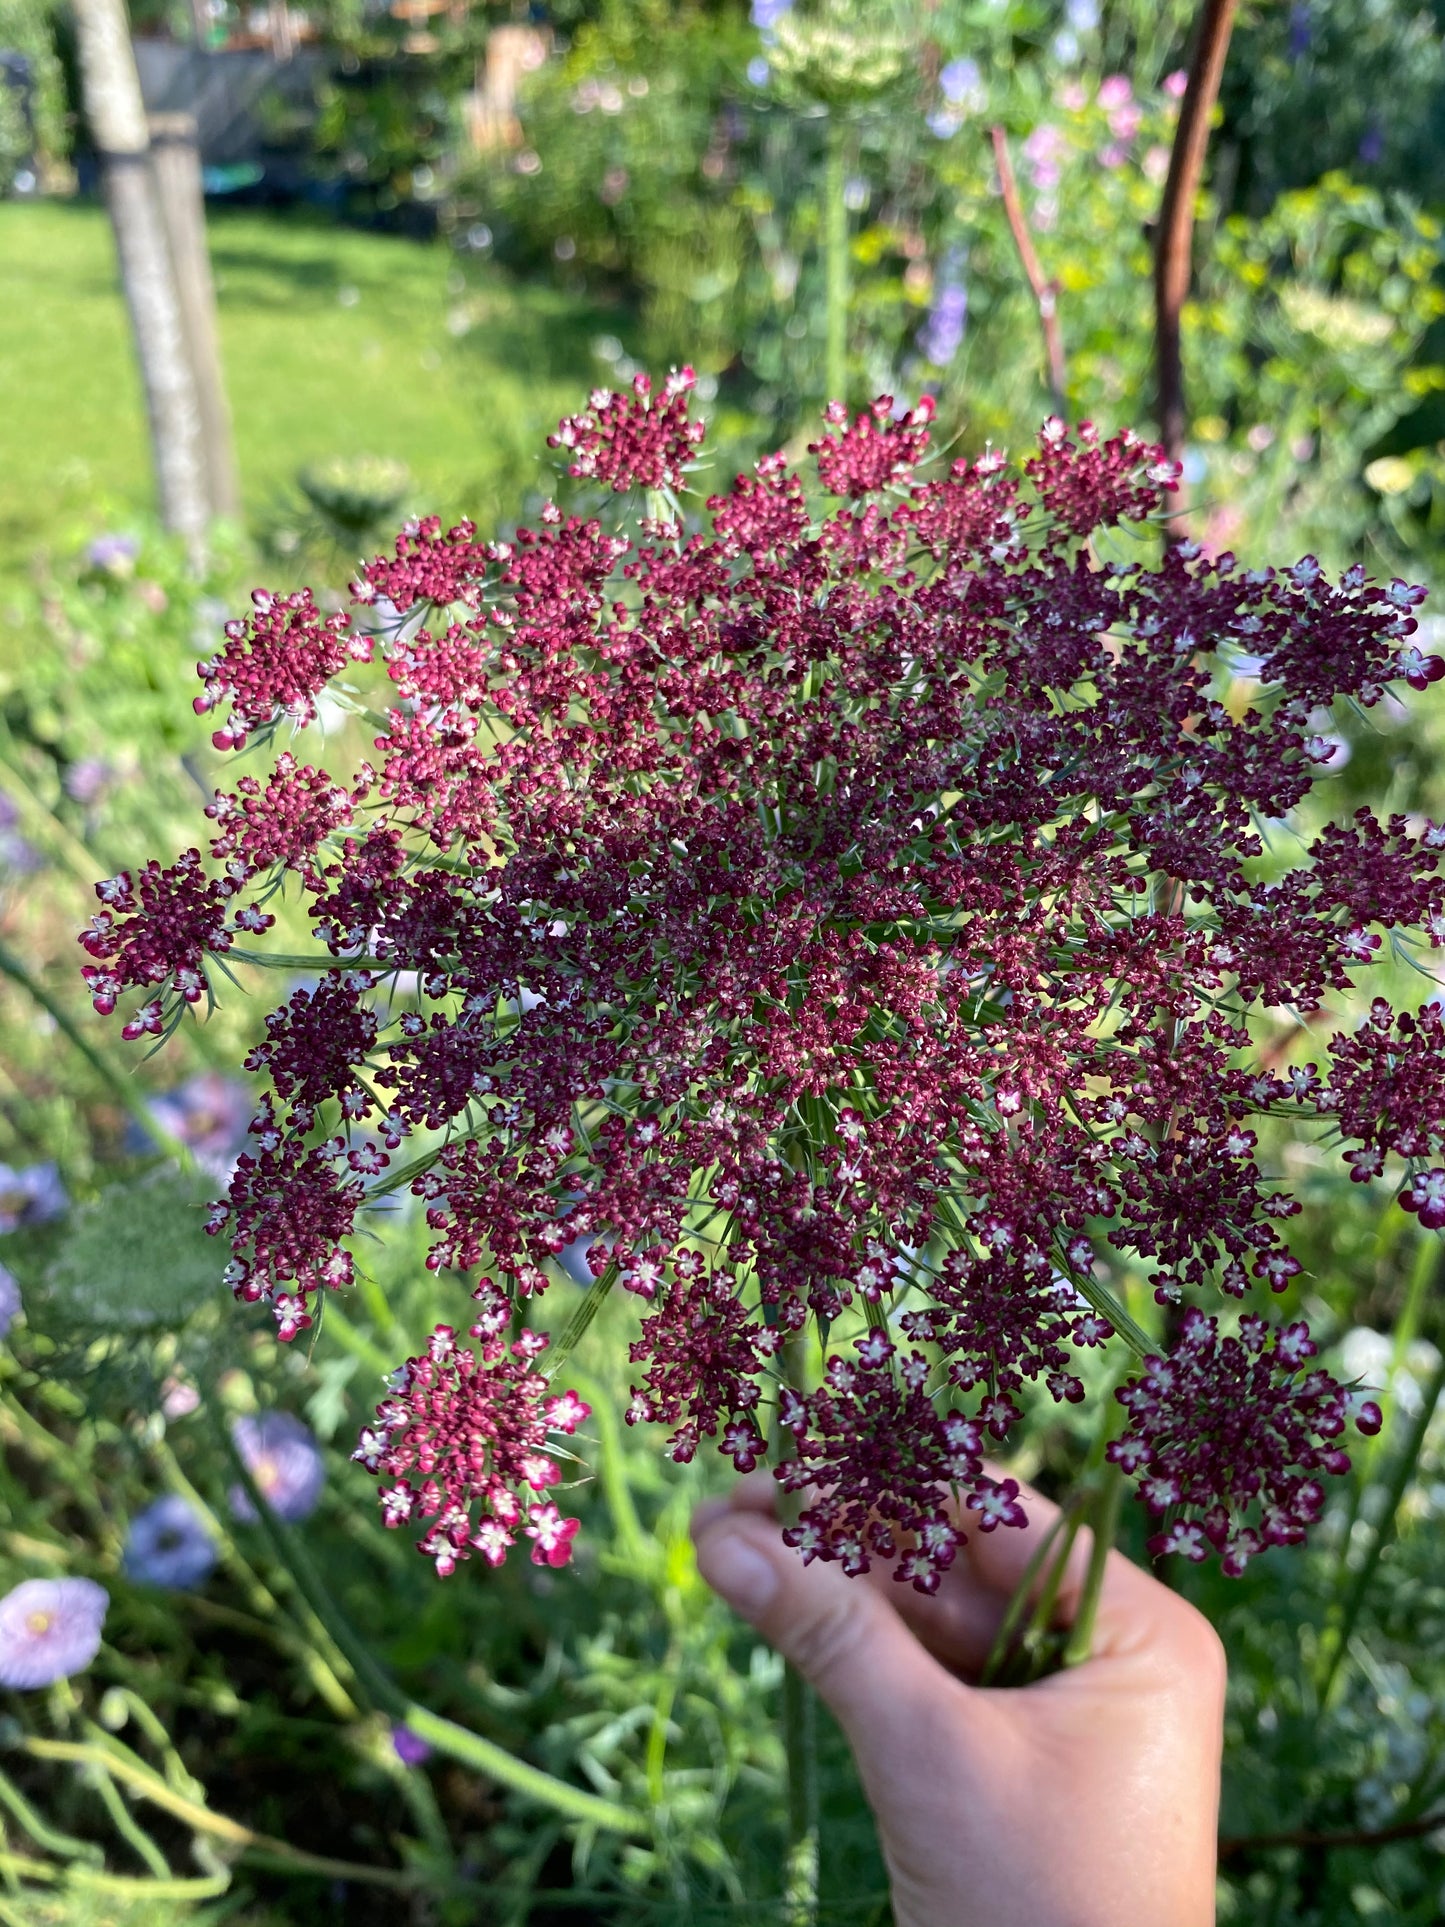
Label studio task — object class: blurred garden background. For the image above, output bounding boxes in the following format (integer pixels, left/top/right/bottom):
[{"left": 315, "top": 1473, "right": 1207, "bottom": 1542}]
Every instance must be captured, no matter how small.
[{"left": 6, "top": 0, "right": 1445, "bottom": 1921}]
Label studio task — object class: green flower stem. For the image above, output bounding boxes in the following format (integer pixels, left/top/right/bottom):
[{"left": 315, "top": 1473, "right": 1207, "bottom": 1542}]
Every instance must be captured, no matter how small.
[
  {"left": 220, "top": 1427, "right": 646, "bottom": 1836},
  {"left": 0, "top": 940, "right": 193, "bottom": 1169},
  {"left": 1314, "top": 1344, "right": 1445, "bottom": 1713},
  {"left": 82, "top": 1761, "right": 173, "bottom": 1878},
  {"left": 1062, "top": 1465, "right": 1124, "bottom": 1669},
  {"left": 110, "top": 1690, "right": 202, "bottom": 1799},
  {"left": 16, "top": 1739, "right": 422, "bottom": 1891},
  {"left": 0, "top": 1854, "right": 232, "bottom": 1903},
  {"left": 0, "top": 1764, "right": 104, "bottom": 1864},
  {"left": 774, "top": 1331, "right": 819, "bottom": 1927},
  {"left": 368, "top": 1729, "right": 453, "bottom": 1862},
  {"left": 320, "top": 1295, "right": 397, "bottom": 1380},
  {"left": 0, "top": 742, "right": 119, "bottom": 889},
  {"left": 1328, "top": 1231, "right": 1443, "bottom": 1598},
  {"left": 824, "top": 116, "right": 849, "bottom": 408},
  {"left": 151, "top": 1435, "right": 359, "bottom": 1719},
  {"left": 547, "top": 1260, "right": 619, "bottom": 1377},
  {"left": 0, "top": 1393, "right": 114, "bottom": 1547},
  {"left": 978, "top": 1503, "right": 1073, "bottom": 1687},
  {"left": 566, "top": 1370, "right": 647, "bottom": 1571},
  {"left": 1071, "top": 1271, "right": 1154, "bottom": 1360}
]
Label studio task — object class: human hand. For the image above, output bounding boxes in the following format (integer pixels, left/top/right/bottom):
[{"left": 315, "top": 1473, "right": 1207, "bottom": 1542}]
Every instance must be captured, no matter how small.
[{"left": 691, "top": 1472, "right": 1225, "bottom": 1927}]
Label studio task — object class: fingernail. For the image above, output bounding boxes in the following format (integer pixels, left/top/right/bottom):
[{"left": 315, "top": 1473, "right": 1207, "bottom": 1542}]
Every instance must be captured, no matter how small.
[{"left": 696, "top": 1525, "right": 780, "bottom": 1615}]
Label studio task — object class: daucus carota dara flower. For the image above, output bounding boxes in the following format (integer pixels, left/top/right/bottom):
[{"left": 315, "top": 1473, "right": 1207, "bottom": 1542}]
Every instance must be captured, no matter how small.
[{"left": 83, "top": 378, "right": 1443, "bottom": 1586}]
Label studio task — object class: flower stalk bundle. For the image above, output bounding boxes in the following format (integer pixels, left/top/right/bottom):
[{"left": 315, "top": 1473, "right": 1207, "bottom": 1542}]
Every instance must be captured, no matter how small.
[{"left": 83, "top": 371, "right": 1441, "bottom": 1595}]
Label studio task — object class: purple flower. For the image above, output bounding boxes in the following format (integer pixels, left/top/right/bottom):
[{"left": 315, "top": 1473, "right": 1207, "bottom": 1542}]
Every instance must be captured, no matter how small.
[
  {"left": 392, "top": 1723, "right": 433, "bottom": 1765},
  {"left": 64, "top": 760, "right": 117, "bottom": 809},
  {"left": 85, "top": 534, "right": 139, "bottom": 575},
  {"left": 746, "top": 55, "right": 770, "bottom": 86},
  {"left": 750, "top": 0, "right": 792, "bottom": 29},
  {"left": 938, "top": 58, "right": 982, "bottom": 111},
  {"left": 1288, "top": 3, "right": 1312, "bottom": 60},
  {"left": 0, "top": 798, "right": 43, "bottom": 881},
  {"left": 123, "top": 1494, "right": 218, "bottom": 1590},
  {"left": 131, "top": 1071, "right": 252, "bottom": 1180},
  {"left": 919, "top": 273, "right": 968, "bottom": 366},
  {"left": 0, "top": 1578, "right": 108, "bottom": 1688},
  {"left": 0, "top": 1264, "right": 20, "bottom": 1338},
  {"left": 229, "top": 1411, "right": 325, "bottom": 1523},
  {"left": 1359, "top": 119, "right": 1384, "bottom": 166},
  {"left": 0, "top": 1164, "right": 67, "bottom": 1235}
]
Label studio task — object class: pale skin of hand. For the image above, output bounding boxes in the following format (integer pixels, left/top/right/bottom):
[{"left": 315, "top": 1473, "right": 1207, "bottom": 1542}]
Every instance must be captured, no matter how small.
[{"left": 692, "top": 1471, "right": 1225, "bottom": 1927}]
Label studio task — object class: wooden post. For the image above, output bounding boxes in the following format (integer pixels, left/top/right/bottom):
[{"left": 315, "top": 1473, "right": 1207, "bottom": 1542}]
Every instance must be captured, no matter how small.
[
  {"left": 1153, "top": 0, "right": 1239, "bottom": 537},
  {"left": 148, "top": 111, "right": 240, "bottom": 520},
  {"left": 268, "top": 0, "right": 295, "bottom": 61},
  {"left": 72, "top": 0, "right": 209, "bottom": 556}
]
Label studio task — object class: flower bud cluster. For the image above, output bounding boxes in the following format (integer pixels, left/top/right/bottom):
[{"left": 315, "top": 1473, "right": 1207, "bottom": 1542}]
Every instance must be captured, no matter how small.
[
  {"left": 193, "top": 589, "right": 372, "bottom": 752},
  {"left": 548, "top": 368, "right": 705, "bottom": 493},
  {"left": 355, "top": 1314, "right": 591, "bottom": 1576}
]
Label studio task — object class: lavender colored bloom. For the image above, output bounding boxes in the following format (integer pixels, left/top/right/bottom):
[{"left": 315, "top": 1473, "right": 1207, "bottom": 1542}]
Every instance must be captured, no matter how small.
[
  {"left": 229, "top": 1411, "right": 325, "bottom": 1523},
  {"left": 0, "top": 797, "right": 43, "bottom": 880},
  {"left": 85, "top": 534, "right": 138, "bottom": 575},
  {"left": 64, "top": 760, "right": 117, "bottom": 809},
  {"left": 1359, "top": 119, "right": 1384, "bottom": 166},
  {"left": 131, "top": 1071, "right": 252, "bottom": 1180},
  {"left": 123, "top": 1494, "right": 218, "bottom": 1590},
  {"left": 750, "top": 0, "right": 792, "bottom": 29},
  {"left": 1288, "top": 2, "right": 1312, "bottom": 60},
  {"left": 938, "top": 57, "right": 982, "bottom": 111},
  {"left": 0, "top": 1163, "right": 67, "bottom": 1235},
  {"left": 919, "top": 273, "right": 968, "bottom": 366},
  {"left": 928, "top": 109, "right": 961, "bottom": 139},
  {"left": 1066, "top": 0, "right": 1099, "bottom": 27},
  {"left": 747, "top": 55, "right": 770, "bottom": 86},
  {"left": 0, "top": 1263, "right": 20, "bottom": 1338},
  {"left": 392, "top": 1723, "right": 433, "bottom": 1765},
  {"left": 0, "top": 1578, "right": 108, "bottom": 1688}
]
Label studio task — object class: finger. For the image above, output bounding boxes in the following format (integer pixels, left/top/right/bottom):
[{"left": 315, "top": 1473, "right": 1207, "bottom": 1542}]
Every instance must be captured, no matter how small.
[{"left": 691, "top": 1504, "right": 956, "bottom": 1754}]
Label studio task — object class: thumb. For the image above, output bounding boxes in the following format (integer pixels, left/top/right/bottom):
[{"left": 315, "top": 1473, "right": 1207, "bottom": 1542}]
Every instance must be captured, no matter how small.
[{"left": 692, "top": 1508, "right": 948, "bottom": 1754}]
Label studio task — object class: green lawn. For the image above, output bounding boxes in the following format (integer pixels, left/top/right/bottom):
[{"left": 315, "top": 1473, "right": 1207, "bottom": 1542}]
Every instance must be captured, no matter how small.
[{"left": 0, "top": 201, "right": 607, "bottom": 572}]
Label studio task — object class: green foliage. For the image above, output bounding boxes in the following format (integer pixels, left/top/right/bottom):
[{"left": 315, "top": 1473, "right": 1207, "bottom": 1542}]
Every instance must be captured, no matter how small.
[
  {"left": 473, "top": 0, "right": 757, "bottom": 375},
  {"left": 30, "top": 1169, "right": 224, "bottom": 1332},
  {"left": 1222, "top": 0, "right": 1445, "bottom": 211},
  {"left": 0, "top": 0, "right": 69, "bottom": 186},
  {"left": 0, "top": 204, "right": 599, "bottom": 590}
]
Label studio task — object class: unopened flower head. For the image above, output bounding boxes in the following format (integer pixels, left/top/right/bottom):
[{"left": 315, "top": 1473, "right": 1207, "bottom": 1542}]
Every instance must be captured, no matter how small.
[
  {"left": 123, "top": 1494, "right": 219, "bottom": 1590},
  {"left": 82, "top": 380, "right": 1442, "bottom": 1586},
  {"left": 0, "top": 1578, "right": 108, "bottom": 1688},
  {"left": 392, "top": 1723, "right": 433, "bottom": 1765},
  {"left": 229, "top": 1411, "right": 325, "bottom": 1523}
]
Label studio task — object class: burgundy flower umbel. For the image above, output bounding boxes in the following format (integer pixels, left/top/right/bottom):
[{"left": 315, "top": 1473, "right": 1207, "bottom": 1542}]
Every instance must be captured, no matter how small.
[{"left": 84, "top": 378, "right": 1436, "bottom": 1584}]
